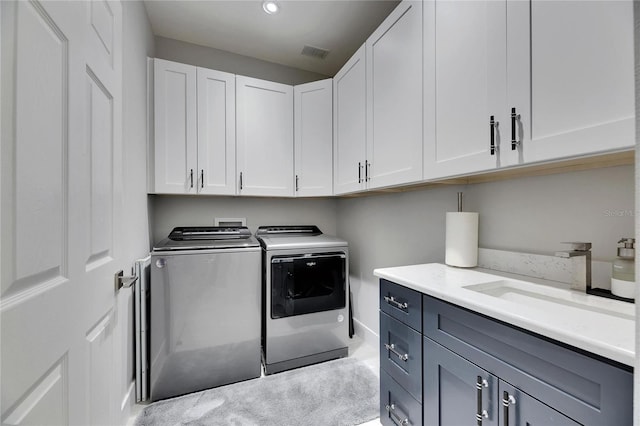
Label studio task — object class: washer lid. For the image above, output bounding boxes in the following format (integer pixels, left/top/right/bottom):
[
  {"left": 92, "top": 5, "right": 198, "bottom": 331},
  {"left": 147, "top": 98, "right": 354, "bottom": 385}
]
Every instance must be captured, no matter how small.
[
  {"left": 153, "top": 226, "right": 259, "bottom": 251},
  {"left": 255, "top": 225, "right": 347, "bottom": 250}
]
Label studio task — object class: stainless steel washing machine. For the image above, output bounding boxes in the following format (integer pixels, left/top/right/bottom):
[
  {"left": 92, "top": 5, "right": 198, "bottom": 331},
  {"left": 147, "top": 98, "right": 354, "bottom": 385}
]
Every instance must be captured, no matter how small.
[
  {"left": 147, "top": 226, "right": 261, "bottom": 401},
  {"left": 256, "top": 225, "right": 350, "bottom": 374}
]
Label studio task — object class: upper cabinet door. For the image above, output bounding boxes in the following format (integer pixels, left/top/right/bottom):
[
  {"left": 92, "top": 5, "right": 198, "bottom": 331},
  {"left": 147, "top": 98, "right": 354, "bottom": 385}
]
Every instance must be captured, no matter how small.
[
  {"left": 507, "top": 0, "right": 635, "bottom": 163},
  {"left": 196, "top": 68, "right": 236, "bottom": 195},
  {"left": 334, "top": 45, "right": 367, "bottom": 195},
  {"left": 236, "top": 76, "right": 294, "bottom": 197},
  {"left": 154, "top": 59, "right": 198, "bottom": 194},
  {"left": 424, "top": 0, "right": 513, "bottom": 180},
  {"left": 366, "top": 0, "right": 423, "bottom": 189},
  {"left": 294, "top": 79, "right": 333, "bottom": 197}
]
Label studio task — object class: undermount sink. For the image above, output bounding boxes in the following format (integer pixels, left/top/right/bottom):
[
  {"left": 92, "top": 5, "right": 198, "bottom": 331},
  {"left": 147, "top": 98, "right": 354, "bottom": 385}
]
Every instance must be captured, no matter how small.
[{"left": 463, "top": 279, "right": 634, "bottom": 321}]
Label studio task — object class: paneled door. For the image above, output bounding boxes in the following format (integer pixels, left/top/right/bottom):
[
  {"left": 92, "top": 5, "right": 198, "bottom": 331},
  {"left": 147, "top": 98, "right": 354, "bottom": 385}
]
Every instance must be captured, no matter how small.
[
  {"left": 507, "top": 0, "right": 634, "bottom": 163},
  {"left": 366, "top": 0, "right": 423, "bottom": 189},
  {"left": 236, "top": 76, "right": 294, "bottom": 197},
  {"left": 424, "top": 0, "right": 514, "bottom": 179},
  {"left": 1, "top": 1, "right": 124, "bottom": 425}
]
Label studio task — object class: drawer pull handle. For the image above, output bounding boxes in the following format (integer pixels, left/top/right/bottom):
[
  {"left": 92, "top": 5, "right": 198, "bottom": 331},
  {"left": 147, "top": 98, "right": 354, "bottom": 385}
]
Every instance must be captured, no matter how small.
[
  {"left": 476, "top": 376, "right": 489, "bottom": 425},
  {"left": 385, "top": 403, "right": 410, "bottom": 426},
  {"left": 502, "top": 391, "right": 516, "bottom": 426},
  {"left": 385, "top": 343, "right": 408, "bottom": 362},
  {"left": 384, "top": 295, "right": 408, "bottom": 310}
]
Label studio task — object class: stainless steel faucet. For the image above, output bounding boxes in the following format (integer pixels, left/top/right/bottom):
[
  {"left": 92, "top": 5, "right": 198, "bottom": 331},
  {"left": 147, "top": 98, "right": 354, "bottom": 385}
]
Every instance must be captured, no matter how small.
[{"left": 554, "top": 242, "right": 592, "bottom": 292}]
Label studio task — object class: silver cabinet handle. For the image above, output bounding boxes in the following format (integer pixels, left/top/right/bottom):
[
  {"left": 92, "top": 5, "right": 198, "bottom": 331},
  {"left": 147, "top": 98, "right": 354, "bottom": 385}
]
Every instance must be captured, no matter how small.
[
  {"left": 365, "top": 160, "right": 370, "bottom": 182},
  {"left": 385, "top": 343, "right": 408, "bottom": 362},
  {"left": 239, "top": 172, "right": 243, "bottom": 190},
  {"left": 386, "top": 403, "right": 410, "bottom": 426},
  {"left": 189, "top": 169, "right": 194, "bottom": 188},
  {"left": 502, "top": 391, "right": 516, "bottom": 426},
  {"left": 511, "top": 107, "right": 521, "bottom": 150},
  {"left": 200, "top": 169, "right": 204, "bottom": 189},
  {"left": 358, "top": 162, "right": 363, "bottom": 183},
  {"left": 490, "top": 116, "right": 498, "bottom": 155},
  {"left": 384, "top": 295, "right": 408, "bottom": 311},
  {"left": 476, "top": 376, "right": 489, "bottom": 425}
]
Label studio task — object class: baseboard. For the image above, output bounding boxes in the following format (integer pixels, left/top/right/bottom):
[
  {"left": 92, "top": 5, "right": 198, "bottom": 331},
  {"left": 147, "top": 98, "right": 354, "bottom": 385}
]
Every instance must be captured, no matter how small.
[{"left": 353, "top": 318, "right": 378, "bottom": 350}]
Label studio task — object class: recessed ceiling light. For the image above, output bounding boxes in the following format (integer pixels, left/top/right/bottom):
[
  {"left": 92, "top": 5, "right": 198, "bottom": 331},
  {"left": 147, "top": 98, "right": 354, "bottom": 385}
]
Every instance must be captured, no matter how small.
[{"left": 263, "top": 1, "right": 279, "bottom": 14}]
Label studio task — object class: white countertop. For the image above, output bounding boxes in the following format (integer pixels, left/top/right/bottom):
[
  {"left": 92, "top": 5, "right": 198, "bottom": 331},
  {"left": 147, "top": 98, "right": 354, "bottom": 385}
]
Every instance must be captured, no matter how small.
[{"left": 373, "top": 263, "right": 635, "bottom": 367}]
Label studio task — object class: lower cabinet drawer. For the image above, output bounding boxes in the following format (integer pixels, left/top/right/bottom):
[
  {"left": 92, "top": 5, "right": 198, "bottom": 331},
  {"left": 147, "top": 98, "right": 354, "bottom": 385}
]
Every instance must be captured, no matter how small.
[
  {"left": 380, "top": 369, "right": 422, "bottom": 426},
  {"left": 380, "top": 311, "right": 422, "bottom": 401}
]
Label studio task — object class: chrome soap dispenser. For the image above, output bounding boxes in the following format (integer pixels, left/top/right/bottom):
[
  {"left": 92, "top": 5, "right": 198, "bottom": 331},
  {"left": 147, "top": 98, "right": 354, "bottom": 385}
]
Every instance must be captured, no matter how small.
[{"left": 611, "top": 238, "right": 635, "bottom": 300}]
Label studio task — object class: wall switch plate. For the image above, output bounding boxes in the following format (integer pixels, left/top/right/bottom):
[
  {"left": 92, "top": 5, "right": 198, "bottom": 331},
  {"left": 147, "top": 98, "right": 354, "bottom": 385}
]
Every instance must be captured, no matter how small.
[{"left": 214, "top": 217, "right": 247, "bottom": 227}]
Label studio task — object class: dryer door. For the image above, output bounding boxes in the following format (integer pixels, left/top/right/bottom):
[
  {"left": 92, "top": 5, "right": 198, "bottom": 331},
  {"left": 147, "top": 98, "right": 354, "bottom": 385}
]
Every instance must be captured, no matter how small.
[{"left": 270, "top": 252, "right": 346, "bottom": 318}]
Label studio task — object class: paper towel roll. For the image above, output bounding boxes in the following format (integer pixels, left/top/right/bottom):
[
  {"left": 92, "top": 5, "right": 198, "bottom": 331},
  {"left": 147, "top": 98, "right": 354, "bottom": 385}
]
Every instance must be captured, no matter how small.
[{"left": 445, "top": 212, "right": 479, "bottom": 267}]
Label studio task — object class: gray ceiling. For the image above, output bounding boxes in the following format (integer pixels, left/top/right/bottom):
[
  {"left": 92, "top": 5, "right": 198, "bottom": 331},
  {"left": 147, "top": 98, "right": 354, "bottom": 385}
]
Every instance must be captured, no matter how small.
[{"left": 143, "top": 0, "right": 401, "bottom": 76}]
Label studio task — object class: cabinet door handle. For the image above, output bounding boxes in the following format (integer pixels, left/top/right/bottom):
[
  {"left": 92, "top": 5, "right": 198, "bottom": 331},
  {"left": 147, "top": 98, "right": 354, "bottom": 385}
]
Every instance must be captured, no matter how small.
[
  {"left": 295, "top": 175, "right": 299, "bottom": 192},
  {"left": 511, "top": 107, "right": 521, "bottom": 150},
  {"left": 490, "top": 116, "right": 498, "bottom": 155},
  {"left": 384, "top": 343, "right": 409, "bottom": 362},
  {"left": 358, "top": 162, "right": 363, "bottom": 183},
  {"left": 200, "top": 169, "right": 204, "bottom": 189},
  {"left": 502, "top": 391, "right": 516, "bottom": 426},
  {"left": 476, "top": 376, "right": 489, "bottom": 425},
  {"left": 189, "top": 169, "right": 194, "bottom": 188},
  {"left": 383, "top": 295, "right": 408, "bottom": 311},
  {"left": 239, "top": 172, "right": 243, "bottom": 190},
  {"left": 385, "top": 403, "right": 411, "bottom": 426},
  {"left": 365, "top": 160, "right": 370, "bottom": 182}
]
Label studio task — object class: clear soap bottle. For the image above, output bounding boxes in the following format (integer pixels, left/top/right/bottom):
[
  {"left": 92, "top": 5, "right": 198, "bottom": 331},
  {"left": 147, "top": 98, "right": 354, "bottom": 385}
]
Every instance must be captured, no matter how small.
[{"left": 611, "top": 238, "right": 635, "bottom": 300}]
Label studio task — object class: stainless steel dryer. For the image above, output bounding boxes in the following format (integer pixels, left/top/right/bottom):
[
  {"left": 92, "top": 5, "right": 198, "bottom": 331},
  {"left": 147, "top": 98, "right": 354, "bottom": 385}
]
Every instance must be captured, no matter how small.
[
  {"left": 148, "top": 226, "right": 261, "bottom": 401},
  {"left": 256, "top": 225, "right": 349, "bottom": 374}
]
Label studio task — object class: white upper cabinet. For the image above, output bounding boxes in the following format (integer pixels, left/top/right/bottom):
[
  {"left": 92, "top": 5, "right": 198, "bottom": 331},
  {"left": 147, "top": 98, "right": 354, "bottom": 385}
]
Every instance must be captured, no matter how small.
[
  {"left": 236, "top": 76, "right": 294, "bottom": 197},
  {"left": 425, "top": 0, "right": 634, "bottom": 181},
  {"left": 154, "top": 59, "right": 198, "bottom": 193},
  {"left": 294, "top": 79, "right": 333, "bottom": 197},
  {"left": 197, "top": 67, "right": 236, "bottom": 195},
  {"left": 153, "top": 59, "right": 236, "bottom": 195},
  {"left": 507, "top": 0, "right": 635, "bottom": 163},
  {"left": 366, "top": 0, "right": 423, "bottom": 188},
  {"left": 334, "top": 45, "right": 367, "bottom": 195},
  {"left": 424, "top": 0, "right": 516, "bottom": 180}
]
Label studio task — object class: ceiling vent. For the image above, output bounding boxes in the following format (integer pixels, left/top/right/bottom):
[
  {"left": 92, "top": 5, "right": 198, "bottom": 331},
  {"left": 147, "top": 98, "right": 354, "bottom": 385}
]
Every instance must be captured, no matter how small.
[{"left": 301, "top": 45, "right": 330, "bottom": 60}]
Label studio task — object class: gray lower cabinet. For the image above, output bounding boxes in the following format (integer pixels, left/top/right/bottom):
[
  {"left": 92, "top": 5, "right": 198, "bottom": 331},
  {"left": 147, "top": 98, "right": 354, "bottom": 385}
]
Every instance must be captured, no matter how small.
[
  {"left": 379, "top": 279, "right": 633, "bottom": 426},
  {"left": 380, "top": 280, "right": 423, "bottom": 425},
  {"left": 424, "top": 337, "right": 498, "bottom": 426},
  {"left": 424, "top": 337, "right": 580, "bottom": 426},
  {"left": 499, "top": 381, "right": 580, "bottom": 426},
  {"left": 381, "top": 369, "right": 423, "bottom": 426}
]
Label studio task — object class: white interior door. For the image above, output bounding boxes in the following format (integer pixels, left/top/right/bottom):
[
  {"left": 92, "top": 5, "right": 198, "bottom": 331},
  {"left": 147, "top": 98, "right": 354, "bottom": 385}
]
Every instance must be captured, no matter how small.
[{"left": 1, "top": 1, "right": 123, "bottom": 425}]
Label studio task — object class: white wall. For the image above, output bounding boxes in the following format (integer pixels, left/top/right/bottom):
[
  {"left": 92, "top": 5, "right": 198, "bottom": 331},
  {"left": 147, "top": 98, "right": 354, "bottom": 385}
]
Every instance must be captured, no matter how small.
[
  {"left": 336, "top": 185, "right": 464, "bottom": 346},
  {"left": 118, "top": 2, "right": 154, "bottom": 423},
  {"left": 466, "top": 165, "right": 635, "bottom": 261},
  {"left": 150, "top": 195, "right": 338, "bottom": 245},
  {"left": 338, "top": 165, "right": 635, "bottom": 347},
  {"left": 154, "top": 36, "right": 329, "bottom": 85}
]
